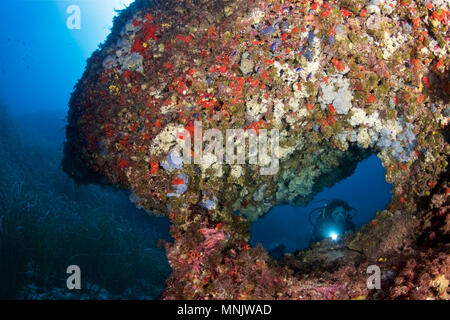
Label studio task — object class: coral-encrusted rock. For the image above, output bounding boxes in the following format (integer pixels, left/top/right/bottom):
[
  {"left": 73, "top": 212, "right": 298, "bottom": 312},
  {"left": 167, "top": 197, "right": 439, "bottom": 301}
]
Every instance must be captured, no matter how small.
[{"left": 64, "top": 0, "right": 449, "bottom": 299}]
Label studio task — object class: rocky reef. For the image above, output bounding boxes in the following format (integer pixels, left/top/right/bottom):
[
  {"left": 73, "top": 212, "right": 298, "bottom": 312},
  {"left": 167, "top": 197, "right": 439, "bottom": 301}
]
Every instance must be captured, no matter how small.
[{"left": 63, "top": 0, "right": 449, "bottom": 299}]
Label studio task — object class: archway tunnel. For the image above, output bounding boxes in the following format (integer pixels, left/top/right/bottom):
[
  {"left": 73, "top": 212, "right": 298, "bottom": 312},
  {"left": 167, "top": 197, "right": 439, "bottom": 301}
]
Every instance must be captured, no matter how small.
[{"left": 250, "top": 154, "right": 392, "bottom": 257}]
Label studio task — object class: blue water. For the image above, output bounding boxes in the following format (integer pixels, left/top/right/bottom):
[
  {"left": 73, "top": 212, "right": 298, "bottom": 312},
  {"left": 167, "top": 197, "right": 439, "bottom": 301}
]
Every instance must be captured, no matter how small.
[
  {"left": 0, "top": 0, "right": 133, "bottom": 117},
  {"left": 0, "top": 0, "right": 171, "bottom": 300},
  {"left": 250, "top": 154, "right": 393, "bottom": 253}
]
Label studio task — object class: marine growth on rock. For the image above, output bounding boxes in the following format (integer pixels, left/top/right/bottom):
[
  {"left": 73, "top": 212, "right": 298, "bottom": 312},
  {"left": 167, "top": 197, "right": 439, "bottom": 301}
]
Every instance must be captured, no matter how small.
[{"left": 64, "top": 0, "right": 449, "bottom": 299}]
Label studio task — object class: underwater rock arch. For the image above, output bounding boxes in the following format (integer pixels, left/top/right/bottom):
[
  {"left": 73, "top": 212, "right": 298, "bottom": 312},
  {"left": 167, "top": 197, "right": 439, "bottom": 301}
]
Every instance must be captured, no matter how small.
[{"left": 64, "top": 0, "right": 449, "bottom": 299}]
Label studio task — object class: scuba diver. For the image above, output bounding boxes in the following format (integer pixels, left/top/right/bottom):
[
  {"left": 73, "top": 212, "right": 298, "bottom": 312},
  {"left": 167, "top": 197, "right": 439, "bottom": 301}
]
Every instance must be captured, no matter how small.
[{"left": 309, "top": 199, "right": 357, "bottom": 244}]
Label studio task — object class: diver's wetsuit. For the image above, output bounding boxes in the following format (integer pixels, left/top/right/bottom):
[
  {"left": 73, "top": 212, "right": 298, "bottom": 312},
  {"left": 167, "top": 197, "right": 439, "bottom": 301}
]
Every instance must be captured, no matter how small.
[{"left": 310, "top": 200, "right": 356, "bottom": 243}]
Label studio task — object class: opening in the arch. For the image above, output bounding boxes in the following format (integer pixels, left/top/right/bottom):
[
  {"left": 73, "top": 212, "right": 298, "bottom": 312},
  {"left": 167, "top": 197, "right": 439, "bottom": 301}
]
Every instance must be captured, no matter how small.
[{"left": 249, "top": 154, "right": 393, "bottom": 259}]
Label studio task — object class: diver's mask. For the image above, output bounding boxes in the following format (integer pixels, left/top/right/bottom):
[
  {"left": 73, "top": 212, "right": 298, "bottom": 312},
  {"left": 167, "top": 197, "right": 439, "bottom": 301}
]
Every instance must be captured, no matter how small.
[{"left": 331, "top": 206, "right": 347, "bottom": 222}]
